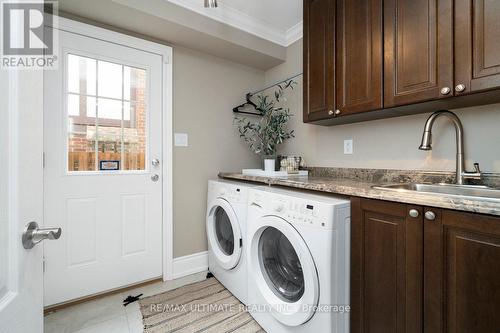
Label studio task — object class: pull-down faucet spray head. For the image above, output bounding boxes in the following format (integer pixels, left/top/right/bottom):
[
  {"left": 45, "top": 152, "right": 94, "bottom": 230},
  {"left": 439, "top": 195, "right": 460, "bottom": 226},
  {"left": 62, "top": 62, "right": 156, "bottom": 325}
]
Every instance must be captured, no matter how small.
[
  {"left": 419, "top": 131, "right": 432, "bottom": 150},
  {"left": 417, "top": 110, "right": 482, "bottom": 185}
]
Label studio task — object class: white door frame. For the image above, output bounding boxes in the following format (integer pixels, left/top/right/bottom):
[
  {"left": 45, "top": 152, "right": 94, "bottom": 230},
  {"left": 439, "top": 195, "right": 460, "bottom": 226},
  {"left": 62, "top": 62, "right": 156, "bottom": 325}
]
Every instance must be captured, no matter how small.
[{"left": 46, "top": 16, "right": 174, "bottom": 281}]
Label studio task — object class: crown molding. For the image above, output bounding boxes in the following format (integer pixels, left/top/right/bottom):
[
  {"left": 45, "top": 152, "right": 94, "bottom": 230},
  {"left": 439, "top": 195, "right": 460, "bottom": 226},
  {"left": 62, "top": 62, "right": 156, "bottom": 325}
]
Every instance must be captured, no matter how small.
[
  {"left": 286, "top": 20, "right": 303, "bottom": 45},
  {"left": 166, "top": 0, "right": 302, "bottom": 47}
]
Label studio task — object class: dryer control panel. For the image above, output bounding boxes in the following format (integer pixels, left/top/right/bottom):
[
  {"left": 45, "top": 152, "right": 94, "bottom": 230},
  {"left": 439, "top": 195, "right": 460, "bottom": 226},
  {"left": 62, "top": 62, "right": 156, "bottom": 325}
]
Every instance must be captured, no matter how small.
[
  {"left": 208, "top": 180, "right": 247, "bottom": 204},
  {"left": 249, "top": 188, "right": 350, "bottom": 230}
]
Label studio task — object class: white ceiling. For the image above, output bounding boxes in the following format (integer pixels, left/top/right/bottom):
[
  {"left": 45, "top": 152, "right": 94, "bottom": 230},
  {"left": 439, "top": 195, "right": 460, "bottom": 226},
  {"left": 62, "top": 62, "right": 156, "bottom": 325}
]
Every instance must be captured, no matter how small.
[{"left": 166, "top": 0, "right": 303, "bottom": 46}]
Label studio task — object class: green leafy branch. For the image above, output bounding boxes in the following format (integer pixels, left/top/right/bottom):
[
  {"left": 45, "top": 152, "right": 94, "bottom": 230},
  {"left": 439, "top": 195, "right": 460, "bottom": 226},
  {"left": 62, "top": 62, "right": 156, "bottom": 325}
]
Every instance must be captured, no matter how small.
[{"left": 234, "top": 80, "right": 296, "bottom": 156}]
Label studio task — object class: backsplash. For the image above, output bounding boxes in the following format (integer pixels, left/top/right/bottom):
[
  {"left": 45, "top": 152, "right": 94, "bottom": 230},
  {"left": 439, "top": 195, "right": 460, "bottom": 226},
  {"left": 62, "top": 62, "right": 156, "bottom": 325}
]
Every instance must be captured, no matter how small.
[{"left": 307, "top": 167, "right": 500, "bottom": 188}]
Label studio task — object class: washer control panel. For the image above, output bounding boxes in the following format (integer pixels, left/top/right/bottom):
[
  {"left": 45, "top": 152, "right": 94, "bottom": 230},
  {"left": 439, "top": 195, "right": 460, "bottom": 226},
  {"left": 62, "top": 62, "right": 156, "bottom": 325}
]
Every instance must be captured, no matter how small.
[{"left": 249, "top": 189, "right": 349, "bottom": 229}]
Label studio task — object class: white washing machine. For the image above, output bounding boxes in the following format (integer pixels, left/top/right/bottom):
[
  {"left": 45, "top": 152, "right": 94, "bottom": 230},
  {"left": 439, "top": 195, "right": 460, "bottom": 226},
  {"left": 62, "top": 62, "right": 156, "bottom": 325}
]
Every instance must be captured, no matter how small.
[
  {"left": 246, "top": 187, "right": 351, "bottom": 333},
  {"left": 206, "top": 179, "right": 258, "bottom": 305}
]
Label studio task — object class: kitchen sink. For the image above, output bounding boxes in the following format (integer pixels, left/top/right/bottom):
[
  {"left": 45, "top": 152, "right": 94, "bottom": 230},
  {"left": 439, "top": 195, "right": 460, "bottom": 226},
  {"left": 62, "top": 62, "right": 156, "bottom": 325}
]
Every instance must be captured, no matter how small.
[{"left": 372, "top": 183, "right": 500, "bottom": 200}]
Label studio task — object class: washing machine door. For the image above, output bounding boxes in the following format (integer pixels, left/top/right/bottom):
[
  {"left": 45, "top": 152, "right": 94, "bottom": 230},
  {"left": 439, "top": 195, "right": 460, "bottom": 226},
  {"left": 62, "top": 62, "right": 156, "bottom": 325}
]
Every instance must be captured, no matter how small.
[
  {"left": 250, "top": 215, "right": 319, "bottom": 326},
  {"left": 206, "top": 198, "right": 242, "bottom": 270}
]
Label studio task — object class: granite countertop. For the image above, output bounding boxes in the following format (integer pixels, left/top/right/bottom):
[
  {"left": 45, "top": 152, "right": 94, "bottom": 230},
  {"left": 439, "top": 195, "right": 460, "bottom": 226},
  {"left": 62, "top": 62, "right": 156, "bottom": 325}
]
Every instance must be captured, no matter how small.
[{"left": 219, "top": 168, "right": 500, "bottom": 217}]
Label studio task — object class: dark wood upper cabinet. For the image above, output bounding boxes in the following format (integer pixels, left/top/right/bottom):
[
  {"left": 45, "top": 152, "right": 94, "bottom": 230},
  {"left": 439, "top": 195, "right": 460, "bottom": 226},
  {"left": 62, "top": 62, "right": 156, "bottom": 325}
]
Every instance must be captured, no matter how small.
[
  {"left": 383, "top": 0, "right": 454, "bottom": 108},
  {"left": 455, "top": 0, "right": 500, "bottom": 95},
  {"left": 303, "top": 0, "right": 500, "bottom": 124},
  {"left": 335, "top": 0, "right": 383, "bottom": 115},
  {"left": 424, "top": 208, "right": 500, "bottom": 333},
  {"left": 303, "top": 0, "right": 335, "bottom": 122},
  {"left": 351, "top": 198, "right": 423, "bottom": 333}
]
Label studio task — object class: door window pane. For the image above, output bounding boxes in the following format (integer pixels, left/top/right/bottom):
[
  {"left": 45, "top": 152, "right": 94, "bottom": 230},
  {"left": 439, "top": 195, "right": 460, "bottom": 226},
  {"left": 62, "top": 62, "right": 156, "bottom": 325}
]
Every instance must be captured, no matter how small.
[
  {"left": 123, "top": 103, "right": 146, "bottom": 170},
  {"left": 97, "top": 124, "right": 122, "bottom": 171},
  {"left": 68, "top": 96, "right": 96, "bottom": 171},
  {"left": 97, "top": 98, "right": 122, "bottom": 120},
  {"left": 66, "top": 54, "right": 147, "bottom": 172},
  {"left": 98, "top": 61, "right": 123, "bottom": 99},
  {"left": 67, "top": 54, "right": 96, "bottom": 95}
]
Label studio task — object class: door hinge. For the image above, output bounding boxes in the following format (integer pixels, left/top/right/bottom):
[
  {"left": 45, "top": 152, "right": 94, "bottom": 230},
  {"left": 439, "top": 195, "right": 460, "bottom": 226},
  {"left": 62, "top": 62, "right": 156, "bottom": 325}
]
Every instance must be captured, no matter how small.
[
  {"left": 43, "top": 257, "right": 46, "bottom": 273},
  {"left": 43, "top": 152, "right": 45, "bottom": 168}
]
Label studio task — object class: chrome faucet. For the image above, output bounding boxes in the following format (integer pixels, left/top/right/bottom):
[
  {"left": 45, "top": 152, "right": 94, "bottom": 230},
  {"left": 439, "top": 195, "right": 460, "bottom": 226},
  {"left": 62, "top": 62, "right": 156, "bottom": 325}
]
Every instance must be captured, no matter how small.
[{"left": 419, "top": 110, "right": 481, "bottom": 185}]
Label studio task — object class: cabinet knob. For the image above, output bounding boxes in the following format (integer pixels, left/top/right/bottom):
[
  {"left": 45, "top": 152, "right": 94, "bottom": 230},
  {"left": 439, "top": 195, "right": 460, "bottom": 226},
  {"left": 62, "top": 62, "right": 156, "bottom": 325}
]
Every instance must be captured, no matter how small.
[
  {"left": 440, "top": 87, "right": 451, "bottom": 95},
  {"left": 335, "top": 109, "right": 341, "bottom": 115},
  {"left": 425, "top": 211, "right": 436, "bottom": 221},
  {"left": 455, "top": 84, "right": 466, "bottom": 92},
  {"left": 408, "top": 209, "right": 419, "bottom": 218},
  {"left": 328, "top": 110, "right": 334, "bottom": 116}
]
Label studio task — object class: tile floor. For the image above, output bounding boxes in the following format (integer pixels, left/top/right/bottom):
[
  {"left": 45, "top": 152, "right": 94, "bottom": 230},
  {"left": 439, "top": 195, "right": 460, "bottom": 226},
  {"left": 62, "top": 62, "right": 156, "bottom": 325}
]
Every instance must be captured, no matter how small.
[{"left": 44, "top": 271, "right": 208, "bottom": 333}]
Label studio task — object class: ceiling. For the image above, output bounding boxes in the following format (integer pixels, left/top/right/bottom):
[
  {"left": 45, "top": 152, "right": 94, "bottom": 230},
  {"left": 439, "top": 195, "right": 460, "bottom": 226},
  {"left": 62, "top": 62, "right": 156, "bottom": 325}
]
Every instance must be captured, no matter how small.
[
  {"left": 58, "top": 0, "right": 295, "bottom": 69},
  {"left": 166, "top": 0, "right": 303, "bottom": 46}
]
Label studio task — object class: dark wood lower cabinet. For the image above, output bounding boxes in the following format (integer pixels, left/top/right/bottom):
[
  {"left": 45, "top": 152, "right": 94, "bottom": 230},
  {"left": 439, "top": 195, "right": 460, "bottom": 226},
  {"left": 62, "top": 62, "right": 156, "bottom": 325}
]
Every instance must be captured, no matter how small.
[
  {"left": 352, "top": 197, "right": 500, "bottom": 333},
  {"left": 351, "top": 198, "right": 423, "bottom": 333},
  {"left": 425, "top": 209, "right": 500, "bottom": 333}
]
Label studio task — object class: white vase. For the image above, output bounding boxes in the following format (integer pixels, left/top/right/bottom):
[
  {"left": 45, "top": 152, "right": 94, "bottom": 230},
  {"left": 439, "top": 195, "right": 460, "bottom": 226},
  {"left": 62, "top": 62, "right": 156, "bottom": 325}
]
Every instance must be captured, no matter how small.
[{"left": 264, "top": 158, "right": 276, "bottom": 172}]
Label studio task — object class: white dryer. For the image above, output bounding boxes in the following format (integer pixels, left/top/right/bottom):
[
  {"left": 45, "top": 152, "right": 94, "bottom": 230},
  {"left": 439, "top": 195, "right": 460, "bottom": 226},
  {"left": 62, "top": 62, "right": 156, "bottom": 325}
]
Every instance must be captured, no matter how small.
[
  {"left": 206, "top": 179, "right": 257, "bottom": 305},
  {"left": 246, "top": 187, "right": 351, "bottom": 333}
]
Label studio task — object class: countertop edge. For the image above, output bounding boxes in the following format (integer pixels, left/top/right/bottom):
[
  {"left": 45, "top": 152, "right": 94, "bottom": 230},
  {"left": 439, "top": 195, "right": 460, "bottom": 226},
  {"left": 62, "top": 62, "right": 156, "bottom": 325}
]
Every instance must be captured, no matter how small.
[{"left": 218, "top": 173, "right": 500, "bottom": 217}]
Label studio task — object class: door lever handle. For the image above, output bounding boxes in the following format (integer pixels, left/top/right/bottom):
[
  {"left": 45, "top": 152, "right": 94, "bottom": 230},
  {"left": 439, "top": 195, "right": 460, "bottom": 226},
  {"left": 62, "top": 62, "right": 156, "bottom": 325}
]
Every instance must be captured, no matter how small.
[{"left": 22, "top": 221, "right": 62, "bottom": 249}]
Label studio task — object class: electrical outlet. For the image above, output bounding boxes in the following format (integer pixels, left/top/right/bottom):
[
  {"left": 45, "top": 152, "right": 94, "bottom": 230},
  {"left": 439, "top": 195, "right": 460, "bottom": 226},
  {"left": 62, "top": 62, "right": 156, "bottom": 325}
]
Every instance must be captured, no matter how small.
[
  {"left": 174, "top": 133, "right": 188, "bottom": 147},
  {"left": 344, "top": 139, "right": 353, "bottom": 154}
]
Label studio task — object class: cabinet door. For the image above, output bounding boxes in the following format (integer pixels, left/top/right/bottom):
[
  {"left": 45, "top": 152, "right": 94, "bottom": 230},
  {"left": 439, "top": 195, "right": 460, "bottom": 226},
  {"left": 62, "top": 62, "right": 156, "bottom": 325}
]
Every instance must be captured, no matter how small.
[
  {"left": 303, "top": 0, "right": 335, "bottom": 122},
  {"left": 424, "top": 208, "right": 500, "bottom": 333},
  {"left": 351, "top": 198, "right": 423, "bottom": 333},
  {"left": 384, "top": 0, "right": 453, "bottom": 107},
  {"left": 336, "top": 0, "right": 383, "bottom": 115},
  {"left": 455, "top": 0, "right": 500, "bottom": 95}
]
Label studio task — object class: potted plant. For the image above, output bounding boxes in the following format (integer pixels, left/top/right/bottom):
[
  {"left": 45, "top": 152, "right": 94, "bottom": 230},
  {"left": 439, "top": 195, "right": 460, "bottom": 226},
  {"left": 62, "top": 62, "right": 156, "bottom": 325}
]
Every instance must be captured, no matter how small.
[{"left": 234, "top": 80, "right": 296, "bottom": 172}]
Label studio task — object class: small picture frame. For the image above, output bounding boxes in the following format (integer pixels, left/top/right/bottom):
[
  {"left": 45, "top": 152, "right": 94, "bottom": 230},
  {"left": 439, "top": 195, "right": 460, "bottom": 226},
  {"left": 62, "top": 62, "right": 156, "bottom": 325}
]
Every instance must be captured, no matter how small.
[{"left": 99, "top": 160, "right": 120, "bottom": 171}]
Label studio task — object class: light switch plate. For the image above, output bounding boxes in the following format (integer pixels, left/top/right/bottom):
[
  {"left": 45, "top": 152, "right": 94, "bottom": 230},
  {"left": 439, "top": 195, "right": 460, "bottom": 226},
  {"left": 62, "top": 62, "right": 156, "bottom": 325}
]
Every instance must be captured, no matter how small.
[
  {"left": 174, "top": 133, "right": 188, "bottom": 147},
  {"left": 344, "top": 139, "right": 353, "bottom": 154}
]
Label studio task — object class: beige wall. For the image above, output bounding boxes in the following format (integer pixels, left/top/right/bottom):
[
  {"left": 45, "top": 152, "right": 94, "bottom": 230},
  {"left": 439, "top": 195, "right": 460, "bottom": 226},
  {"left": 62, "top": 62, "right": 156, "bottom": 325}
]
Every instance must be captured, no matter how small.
[
  {"left": 173, "top": 46, "right": 262, "bottom": 257},
  {"left": 265, "top": 39, "right": 500, "bottom": 174}
]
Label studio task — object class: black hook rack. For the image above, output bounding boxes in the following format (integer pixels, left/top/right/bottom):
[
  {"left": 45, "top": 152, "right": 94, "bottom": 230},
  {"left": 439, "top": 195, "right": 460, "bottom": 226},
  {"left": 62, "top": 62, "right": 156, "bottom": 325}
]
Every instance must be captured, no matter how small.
[
  {"left": 232, "top": 72, "right": 303, "bottom": 116},
  {"left": 232, "top": 93, "right": 260, "bottom": 116}
]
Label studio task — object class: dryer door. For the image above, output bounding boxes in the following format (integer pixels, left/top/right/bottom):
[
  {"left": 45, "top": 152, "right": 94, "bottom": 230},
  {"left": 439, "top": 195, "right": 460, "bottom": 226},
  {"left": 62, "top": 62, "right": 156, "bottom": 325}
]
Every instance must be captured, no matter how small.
[
  {"left": 250, "top": 215, "right": 319, "bottom": 326},
  {"left": 206, "top": 198, "right": 242, "bottom": 270}
]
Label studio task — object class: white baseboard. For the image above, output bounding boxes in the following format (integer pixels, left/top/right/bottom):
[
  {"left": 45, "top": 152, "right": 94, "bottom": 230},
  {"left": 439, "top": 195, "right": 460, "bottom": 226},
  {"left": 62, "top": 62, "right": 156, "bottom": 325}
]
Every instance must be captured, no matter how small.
[{"left": 171, "top": 251, "right": 208, "bottom": 280}]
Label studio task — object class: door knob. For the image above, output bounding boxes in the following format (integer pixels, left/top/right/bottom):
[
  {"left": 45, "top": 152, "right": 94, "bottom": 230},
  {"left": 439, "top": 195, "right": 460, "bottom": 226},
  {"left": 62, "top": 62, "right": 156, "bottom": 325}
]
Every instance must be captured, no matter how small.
[
  {"left": 22, "top": 221, "right": 61, "bottom": 249},
  {"left": 151, "top": 174, "right": 159, "bottom": 182},
  {"left": 152, "top": 159, "right": 160, "bottom": 167},
  {"left": 455, "top": 84, "right": 466, "bottom": 92},
  {"left": 328, "top": 110, "right": 334, "bottom": 116},
  {"left": 425, "top": 211, "right": 436, "bottom": 221},
  {"left": 408, "top": 209, "right": 419, "bottom": 218},
  {"left": 440, "top": 87, "right": 451, "bottom": 95},
  {"left": 335, "top": 109, "right": 341, "bottom": 115}
]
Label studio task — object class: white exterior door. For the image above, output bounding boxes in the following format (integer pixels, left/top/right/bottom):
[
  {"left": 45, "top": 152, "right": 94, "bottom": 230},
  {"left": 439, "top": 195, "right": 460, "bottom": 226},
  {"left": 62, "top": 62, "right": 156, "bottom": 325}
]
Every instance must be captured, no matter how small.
[
  {"left": 0, "top": 71, "right": 45, "bottom": 331},
  {"left": 43, "top": 27, "right": 164, "bottom": 306}
]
